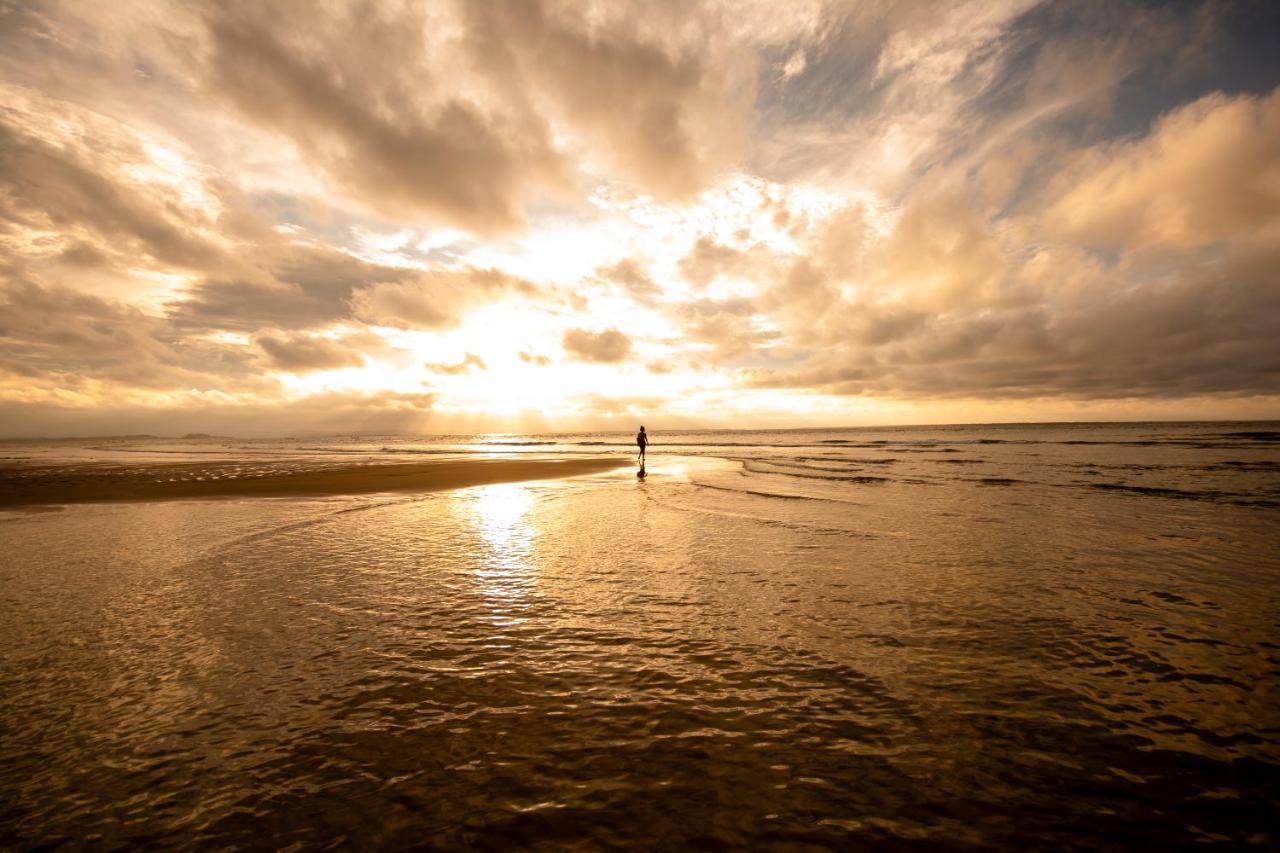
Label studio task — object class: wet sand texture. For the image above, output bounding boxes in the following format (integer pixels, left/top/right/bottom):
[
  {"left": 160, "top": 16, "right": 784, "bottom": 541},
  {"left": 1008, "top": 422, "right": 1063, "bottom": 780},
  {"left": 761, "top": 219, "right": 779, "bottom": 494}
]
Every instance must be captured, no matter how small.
[{"left": 0, "top": 457, "right": 625, "bottom": 506}]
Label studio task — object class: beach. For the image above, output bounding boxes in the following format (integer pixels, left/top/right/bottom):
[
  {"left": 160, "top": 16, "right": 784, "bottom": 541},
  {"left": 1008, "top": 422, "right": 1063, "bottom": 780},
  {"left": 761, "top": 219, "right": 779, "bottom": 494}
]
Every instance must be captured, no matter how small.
[
  {"left": 6, "top": 0, "right": 1279, "bottom": 846},
  {"left": 0, "top": 456, "right": 624, "bottom": 506},
  {"left": 1, "top": 423, "right": 1278, "bottom": 848}
]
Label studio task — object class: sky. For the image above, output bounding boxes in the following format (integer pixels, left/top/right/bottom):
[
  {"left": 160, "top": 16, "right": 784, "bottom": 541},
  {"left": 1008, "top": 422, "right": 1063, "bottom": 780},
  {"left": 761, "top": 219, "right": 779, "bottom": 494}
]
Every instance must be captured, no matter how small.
[{"left": 1, "top": 0, "right": 1278, "bottom": 437}]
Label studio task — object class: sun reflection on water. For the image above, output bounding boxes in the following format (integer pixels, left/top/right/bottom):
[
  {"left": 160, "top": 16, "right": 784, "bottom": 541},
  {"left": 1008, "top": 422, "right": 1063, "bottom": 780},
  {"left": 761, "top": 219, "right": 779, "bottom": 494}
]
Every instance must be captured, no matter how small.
[{"left": 469, "top": 482, "right": 538, "bottom": 622}]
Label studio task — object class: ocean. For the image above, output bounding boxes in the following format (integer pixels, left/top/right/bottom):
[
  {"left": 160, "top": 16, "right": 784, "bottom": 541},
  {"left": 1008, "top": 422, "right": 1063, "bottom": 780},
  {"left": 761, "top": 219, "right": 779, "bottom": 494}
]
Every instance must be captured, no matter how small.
[{"left": 1, "top": 422, "right": 1277, "bottom": 848}]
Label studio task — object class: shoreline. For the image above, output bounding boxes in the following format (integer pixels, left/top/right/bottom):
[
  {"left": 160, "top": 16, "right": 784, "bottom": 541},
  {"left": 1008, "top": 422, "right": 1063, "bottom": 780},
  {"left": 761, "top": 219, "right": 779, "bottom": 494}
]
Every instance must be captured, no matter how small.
[{"left": 0, "top": 457, "right": 627, "bottom": 507}]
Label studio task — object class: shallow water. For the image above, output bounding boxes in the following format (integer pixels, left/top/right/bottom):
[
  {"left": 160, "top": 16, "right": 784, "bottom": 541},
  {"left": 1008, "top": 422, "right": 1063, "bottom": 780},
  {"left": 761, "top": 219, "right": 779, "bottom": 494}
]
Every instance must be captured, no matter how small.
[{"left": 2, "top": 423, "right": 1278, "bottom": 848}]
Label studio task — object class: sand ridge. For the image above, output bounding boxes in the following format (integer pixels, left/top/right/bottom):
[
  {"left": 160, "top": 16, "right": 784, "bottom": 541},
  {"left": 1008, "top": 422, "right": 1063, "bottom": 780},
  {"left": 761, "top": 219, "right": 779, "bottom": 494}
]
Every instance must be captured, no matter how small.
[{"left": 0, "top": 457, "right": 627, "bottom": 506}]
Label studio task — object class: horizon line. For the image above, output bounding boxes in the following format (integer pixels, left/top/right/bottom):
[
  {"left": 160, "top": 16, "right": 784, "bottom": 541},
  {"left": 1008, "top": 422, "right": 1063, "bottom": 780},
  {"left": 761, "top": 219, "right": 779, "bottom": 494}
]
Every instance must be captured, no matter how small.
[{"left": 2, "top": 417, "right": 1277, "bottom": 443}]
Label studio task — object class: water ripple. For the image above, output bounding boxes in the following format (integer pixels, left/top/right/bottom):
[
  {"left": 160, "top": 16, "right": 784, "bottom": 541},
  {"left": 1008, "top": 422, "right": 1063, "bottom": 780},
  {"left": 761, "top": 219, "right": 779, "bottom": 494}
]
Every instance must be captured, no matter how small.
[{"left": 2, "top": 431, "right": 1278, "bottom": 848}]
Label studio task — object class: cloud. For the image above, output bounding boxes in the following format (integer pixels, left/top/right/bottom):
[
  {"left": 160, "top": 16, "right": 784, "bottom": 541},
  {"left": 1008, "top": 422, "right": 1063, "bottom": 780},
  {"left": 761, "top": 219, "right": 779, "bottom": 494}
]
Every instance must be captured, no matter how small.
[
  {"left": 573, "top": 392, "right": 670, "bottom": 418},
  {"left": 1042, "top": 88, "right": 1280, "bottom": 251},
  {"left": 678, "top": 237, "right": 754, "bottom": 287},
  {"left": 669, "top": 296, "right": 775, "bottom": 362},
  {"left": 519, "top": 350, "right": 552, "bottom": 366},
  {"left": 202, "top": 4, "right": 564, "bottom": 234},
  {"left": 254, "top": 330, "right": 365, "bottom": 372},
  {"left": 743, "top": 214, "right": 1280, "bottom": 400},
  {"left": 698, "top": 76, "right": 1280, "bottom": 402},
  {"left": 198, "top": 0, "right": 764, "bottom": 233},
  {"left": 349, "top": 281, "right": 452, "bottom": 330},
  {"left": 1, "top": 0, "right": 1278, "bottom": 434},
  {"left": 871, "top": 189, "right": 1007, "bottom": 310},
  {"left": 460, "top": 1, "right": 755, "bottom": 200},
  {"left": 0, "top": 90, "right": 224, "bottom": 272},
  {"left": 781, "top": 49, "right": 807, "bottom": 80},
  {"left": 562, "top": 327, "right": 632, "bottom": 363},
  {"left": 426, "top": 353, "right": 487, "bottom": 375},
  {"left": 752, "top": 0, "right": 1039, "bottom": 192},
  {"left": 0, "top": 389, "right": 439, "bottom": 439},
  {"left": 760, "top": 258, "right": 839, "bottom": 324},
  {"left": 597, "top": 259, "right": 661, "bottom": 303},
  {"left": 170, "top": 245, "right": 418, "bottom": 331},
  {"left": 350, "top": 268, "right": 535, "bottom": 330},
  {"left": 0, "top": 272, "right": 258, "bottom": 390}
]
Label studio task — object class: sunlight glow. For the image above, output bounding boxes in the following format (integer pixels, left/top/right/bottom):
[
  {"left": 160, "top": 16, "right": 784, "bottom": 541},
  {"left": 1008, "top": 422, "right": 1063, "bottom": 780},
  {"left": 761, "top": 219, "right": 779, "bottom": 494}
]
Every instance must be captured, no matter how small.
[{"left": 469, "top": 482, "right": 538, "bottom": 622}]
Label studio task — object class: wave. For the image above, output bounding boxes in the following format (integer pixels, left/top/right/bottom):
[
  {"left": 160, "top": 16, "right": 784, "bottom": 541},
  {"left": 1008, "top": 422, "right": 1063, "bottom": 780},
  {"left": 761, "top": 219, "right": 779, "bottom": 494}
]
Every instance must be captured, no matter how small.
[
  {"left": 1216, "top": 431, "right": 1280, "bottom": 441},
  {"left": 466, "top": 435, "right": 1278, "bottom": 451},
  {"left": 753, "top": 461, "right": 890, "bottom": 474},
  {"left": 793, "top": 456, "right": 898, "bottom": 464},
  {"left": 689, "top": 479, "right": 862, "bottom": 505},
  {"left": 83, "top": 445, "right": 277, "bottom": 456},
  {"left": 1205, "top": 460, "right": 1280, "bottom": 471},
  {"left": 472, "top": 440, "right": 550, "bottom": 446},
  {"left": 743, "top": 461, "right": 891, "bottom": 484},
  {"left": 1086, "top": 482, "right": 1240, "bottom": 502}
]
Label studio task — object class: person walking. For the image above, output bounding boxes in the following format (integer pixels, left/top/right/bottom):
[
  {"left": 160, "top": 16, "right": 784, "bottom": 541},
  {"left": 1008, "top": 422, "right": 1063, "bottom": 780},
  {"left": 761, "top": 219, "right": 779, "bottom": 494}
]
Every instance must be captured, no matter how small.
[{"left": 636, "top": 425, "right": 648, "bottom": 463}]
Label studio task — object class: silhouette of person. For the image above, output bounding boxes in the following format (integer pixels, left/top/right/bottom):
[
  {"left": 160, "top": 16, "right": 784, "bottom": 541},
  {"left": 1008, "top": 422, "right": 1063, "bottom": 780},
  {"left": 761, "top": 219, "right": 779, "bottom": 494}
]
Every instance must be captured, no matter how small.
[{"left": 637, "top": 425, "right": 648, "bottom": 462}]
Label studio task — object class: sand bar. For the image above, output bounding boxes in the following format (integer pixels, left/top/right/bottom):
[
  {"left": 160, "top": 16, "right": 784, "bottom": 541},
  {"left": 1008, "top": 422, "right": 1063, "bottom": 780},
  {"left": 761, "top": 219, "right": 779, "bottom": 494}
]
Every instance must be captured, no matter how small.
[{"left": 0, "top": 457, "right": 626, "bottom": 506}]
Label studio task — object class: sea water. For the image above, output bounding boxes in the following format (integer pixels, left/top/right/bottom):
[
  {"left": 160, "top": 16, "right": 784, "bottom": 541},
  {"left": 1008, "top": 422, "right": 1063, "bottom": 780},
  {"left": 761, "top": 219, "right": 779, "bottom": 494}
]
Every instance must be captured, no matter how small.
[{"left": 1, "top": 423, "right": 1278, "bottom": 847}]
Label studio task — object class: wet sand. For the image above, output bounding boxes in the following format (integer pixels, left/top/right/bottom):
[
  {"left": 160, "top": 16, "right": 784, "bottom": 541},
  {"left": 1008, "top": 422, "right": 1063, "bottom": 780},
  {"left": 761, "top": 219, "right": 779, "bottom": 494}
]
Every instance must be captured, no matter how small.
[{"left": 0, "top": 457, "right": 625, "bottom": 506}]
